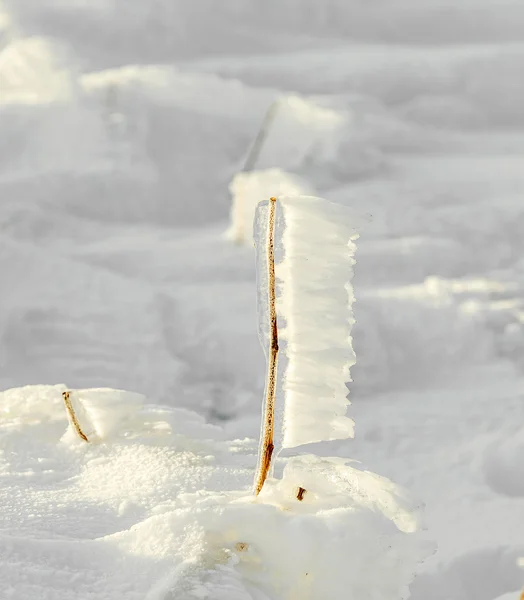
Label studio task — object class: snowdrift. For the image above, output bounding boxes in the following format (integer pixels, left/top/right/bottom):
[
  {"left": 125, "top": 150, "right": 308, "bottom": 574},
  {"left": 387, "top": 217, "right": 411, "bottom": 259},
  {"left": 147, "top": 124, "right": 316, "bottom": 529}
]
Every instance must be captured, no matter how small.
[{"left": 0, "top": 385, "right": 432, "bottom": 600}]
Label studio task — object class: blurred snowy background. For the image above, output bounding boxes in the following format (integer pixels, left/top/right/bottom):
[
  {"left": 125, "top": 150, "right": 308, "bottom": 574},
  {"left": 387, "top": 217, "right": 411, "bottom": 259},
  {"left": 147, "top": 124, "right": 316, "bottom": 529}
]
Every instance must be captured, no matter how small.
[{"left": 1, "top": 1, "right": 524, "bottom": 598}]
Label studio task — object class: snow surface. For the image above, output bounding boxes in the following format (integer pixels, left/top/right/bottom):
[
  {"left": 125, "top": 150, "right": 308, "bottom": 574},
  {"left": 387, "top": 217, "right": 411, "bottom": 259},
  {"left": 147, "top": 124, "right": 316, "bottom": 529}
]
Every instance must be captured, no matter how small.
[
  {"left": 1, "top": 385, "right": 431, "bottom": 599},
  {"left": 1, "top": 0, "right": 524, "bottom": 598}
]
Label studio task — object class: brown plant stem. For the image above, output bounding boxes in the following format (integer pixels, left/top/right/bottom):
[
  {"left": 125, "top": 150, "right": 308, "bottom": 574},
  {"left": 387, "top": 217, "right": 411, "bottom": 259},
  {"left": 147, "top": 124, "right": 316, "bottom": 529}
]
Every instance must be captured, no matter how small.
[
  {"left": 254, "top": 196, "right": 279, "bottom": 495},
  {"left": 62, "top": 391, "right": 89, "bottom": 442}
]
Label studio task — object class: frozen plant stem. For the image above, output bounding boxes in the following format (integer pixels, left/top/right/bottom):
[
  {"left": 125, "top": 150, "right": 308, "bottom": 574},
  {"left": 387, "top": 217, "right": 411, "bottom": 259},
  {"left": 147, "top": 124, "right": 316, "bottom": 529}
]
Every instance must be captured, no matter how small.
[
  {"left": 234, "top": 100, "right": 280, "bottom": 244},
  {"left": 254, "top": 196, "right": 279, "bottom": 495},
  {"left": 62, "top": 391, "right": 89, "bottom": 442}
]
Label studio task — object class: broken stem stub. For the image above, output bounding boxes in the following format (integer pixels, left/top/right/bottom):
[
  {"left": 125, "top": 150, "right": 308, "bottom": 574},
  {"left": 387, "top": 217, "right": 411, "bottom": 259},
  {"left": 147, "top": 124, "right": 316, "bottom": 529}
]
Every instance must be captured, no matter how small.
[
  {"left": 254, "top": 196, "right": 279, "bottom": 495},
  {"left": 62, "top": 391, "right": 89, "bottom": 442}
]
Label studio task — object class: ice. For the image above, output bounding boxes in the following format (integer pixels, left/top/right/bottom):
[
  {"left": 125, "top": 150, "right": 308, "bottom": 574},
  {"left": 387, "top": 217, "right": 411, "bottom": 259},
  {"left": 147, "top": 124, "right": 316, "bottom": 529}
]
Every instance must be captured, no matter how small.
[
  {"left": 267, "top": 196, "right": 365, "bottom": 448},
  {"left": 0, "top": 37, "right": 74, "bottom": 105},
  {"left": 254, "top": 196, "right": 376, "bottom": 451},
  {"left": 61, "top": 387, "right": 144, "bottom": 443},
  {"left": 227, "top": 168, "right": 314, "bottom": 244}
]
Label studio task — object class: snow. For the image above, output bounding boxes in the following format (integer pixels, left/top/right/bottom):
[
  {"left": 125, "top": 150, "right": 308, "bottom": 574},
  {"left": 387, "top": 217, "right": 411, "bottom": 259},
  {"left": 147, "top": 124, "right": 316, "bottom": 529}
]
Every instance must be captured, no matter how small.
[
  {"left": 2, "top": 0, "right": 524, "bottom": 598},
  {"left": 0, "top": 385, "right": 430, "bottom": 599},
  {"left": 483, "top": 427, "right": 524, "bottom": 498}
]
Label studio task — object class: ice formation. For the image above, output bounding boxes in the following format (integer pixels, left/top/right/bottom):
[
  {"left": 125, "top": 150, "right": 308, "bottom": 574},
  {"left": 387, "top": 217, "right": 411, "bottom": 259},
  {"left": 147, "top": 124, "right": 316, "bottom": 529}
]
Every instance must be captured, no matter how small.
[
  {"left": 61, "top": 387, "right": 144, "bottom": 442},
  {"left": 254, "top": 195, "right": 364, "bottom": 449},
  {"left": 226, "top": 168, "right": 314, "bottom": 245}
]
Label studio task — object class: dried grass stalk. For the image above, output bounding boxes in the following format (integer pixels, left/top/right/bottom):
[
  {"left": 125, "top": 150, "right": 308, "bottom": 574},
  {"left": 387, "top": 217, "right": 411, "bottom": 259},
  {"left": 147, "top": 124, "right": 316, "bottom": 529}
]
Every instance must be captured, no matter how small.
[
  {"left": 254, "top": 196, "right": 279, "bottom": 495},
  {"left": 62, "top": 391, "right": 89, "bottom": 442}
]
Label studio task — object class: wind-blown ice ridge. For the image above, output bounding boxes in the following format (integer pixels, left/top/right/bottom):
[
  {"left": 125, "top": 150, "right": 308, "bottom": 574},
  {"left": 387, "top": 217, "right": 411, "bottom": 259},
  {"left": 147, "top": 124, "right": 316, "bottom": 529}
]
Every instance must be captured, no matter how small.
[{"left": 1, "top": 385, "right": 432, "bottom": 600}]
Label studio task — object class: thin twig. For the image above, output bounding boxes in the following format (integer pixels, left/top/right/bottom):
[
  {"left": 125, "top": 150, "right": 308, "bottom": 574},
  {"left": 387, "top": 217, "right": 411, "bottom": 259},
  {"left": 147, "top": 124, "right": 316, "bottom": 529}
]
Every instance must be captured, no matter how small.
[
  {"left": 234, "top": 100, "right": 281, "bottom": 244},
  {"left": 254, "top": 196, "right": 279, "bottom": 495},
  {"left": 242, "top": 101, "right": 281, "bottom": 174},
  {"left": 62, "top": 391, "right": 89, "bottom": 442}
]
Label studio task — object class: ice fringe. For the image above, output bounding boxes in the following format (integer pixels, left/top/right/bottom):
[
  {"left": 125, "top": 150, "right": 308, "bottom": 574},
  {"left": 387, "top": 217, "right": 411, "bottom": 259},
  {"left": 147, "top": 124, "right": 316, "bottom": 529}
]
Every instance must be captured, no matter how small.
[
  {"left": 226, "top": 169, "right": 314, "bottom": 245},
  {"left": 254, "top": 195, "right": 365, "bottom": 450},
  {"left": 61, "top": 387, "right": 144, "bottom": 443}
]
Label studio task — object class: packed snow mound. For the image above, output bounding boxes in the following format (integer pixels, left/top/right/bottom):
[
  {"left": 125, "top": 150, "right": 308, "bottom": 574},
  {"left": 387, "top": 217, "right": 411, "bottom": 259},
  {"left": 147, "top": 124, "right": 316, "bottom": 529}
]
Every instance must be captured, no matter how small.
[
  {"left": 0, "top": 385, "right": 431, "bottom": 599},
  {"left": 1, "top": 383, "right": 67, "bottom": 423},
  {"left": 0, "top": 36, "right": 154, "bottom": 205},
  {"left": 226, "top": 169, "right": 314, "bottom": 244},
  {"left": 170, "top": 456, "right": 432, "bottom": 600},
  {"left": 0, "top": 36, "right": 74, "bottom": 105},
  {"left": 0, "top": 4, "right": 12, "bottom": 33},
  {"left": 0, "top": 36, "right": 108, "bottom": 179}
]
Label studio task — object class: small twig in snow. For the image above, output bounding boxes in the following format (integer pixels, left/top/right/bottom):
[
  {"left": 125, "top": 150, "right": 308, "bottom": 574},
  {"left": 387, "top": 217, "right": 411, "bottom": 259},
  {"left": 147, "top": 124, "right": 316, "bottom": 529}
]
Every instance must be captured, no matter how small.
[{"left": 62, "top": 391, "right": 89, "bottom": 442}]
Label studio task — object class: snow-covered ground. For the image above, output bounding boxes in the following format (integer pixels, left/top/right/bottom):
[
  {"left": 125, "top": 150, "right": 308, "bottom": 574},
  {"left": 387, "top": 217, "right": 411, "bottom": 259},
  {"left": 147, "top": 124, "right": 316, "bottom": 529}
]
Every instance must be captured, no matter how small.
[{"left": 1, "top": 0, "right": 524, "bottom": 598}]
